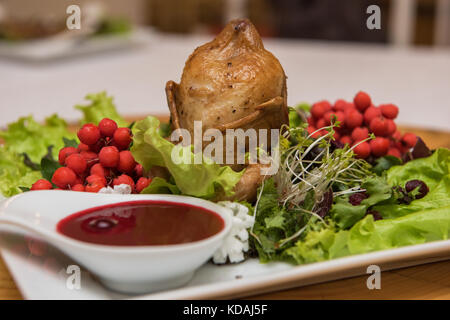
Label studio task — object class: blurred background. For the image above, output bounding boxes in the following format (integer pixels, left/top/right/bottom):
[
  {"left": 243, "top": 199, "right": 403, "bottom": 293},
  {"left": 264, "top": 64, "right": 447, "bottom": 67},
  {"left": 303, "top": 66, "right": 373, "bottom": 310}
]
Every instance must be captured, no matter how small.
[{"left": 0, "top": 0, "right": 449, "bottom": 130}]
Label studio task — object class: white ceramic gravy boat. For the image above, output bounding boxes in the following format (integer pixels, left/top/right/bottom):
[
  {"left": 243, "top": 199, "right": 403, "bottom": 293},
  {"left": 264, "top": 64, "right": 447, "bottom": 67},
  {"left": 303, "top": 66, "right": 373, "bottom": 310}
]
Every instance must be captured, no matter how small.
[{"left": 0, "top": 191, "right": 232, "bottom": 294}]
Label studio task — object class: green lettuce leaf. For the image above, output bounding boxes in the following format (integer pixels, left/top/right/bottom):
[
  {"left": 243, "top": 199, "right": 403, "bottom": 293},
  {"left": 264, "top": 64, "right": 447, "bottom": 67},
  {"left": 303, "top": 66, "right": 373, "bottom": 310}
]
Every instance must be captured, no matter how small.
[
  {"left": 0, "top": 146, "right": 42, "bottom": 197},
  {"left": 374, "top": 148, "right": 450, "bottom": 219},
  {"left": 75, "top": 92, "right": 128, "bottom": 127},
  {"left": 286, "top": 205, "right": 450, "bottom": 264},
  {"left": 130, "top": 116, "right": 243, "bottom": 199},
  {"left": 331, "top": 177, "right": 393, "bottom": 229},
  {"left": 141, "top": 177, "right": 181, "bottom": 195},
  {"left": 0, "top": 114, "right": 74, "bottom": 163}
]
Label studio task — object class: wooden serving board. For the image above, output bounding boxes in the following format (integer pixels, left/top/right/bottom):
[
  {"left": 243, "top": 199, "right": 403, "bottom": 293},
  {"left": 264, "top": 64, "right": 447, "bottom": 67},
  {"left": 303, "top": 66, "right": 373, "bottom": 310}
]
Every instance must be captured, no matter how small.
[{"left": 0, "top": 116, "right": 449, "bottom": 300}]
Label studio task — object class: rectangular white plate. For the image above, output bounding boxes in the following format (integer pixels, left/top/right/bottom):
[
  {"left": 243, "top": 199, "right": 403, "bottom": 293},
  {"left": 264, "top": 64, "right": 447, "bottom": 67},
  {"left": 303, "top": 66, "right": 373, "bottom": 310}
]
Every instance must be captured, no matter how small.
[
  {"left": 1, "top": 223, "right": 449, "bottom": 300},
  {"left": 0, "top": 29, "right": 150, "bottom": 62}
]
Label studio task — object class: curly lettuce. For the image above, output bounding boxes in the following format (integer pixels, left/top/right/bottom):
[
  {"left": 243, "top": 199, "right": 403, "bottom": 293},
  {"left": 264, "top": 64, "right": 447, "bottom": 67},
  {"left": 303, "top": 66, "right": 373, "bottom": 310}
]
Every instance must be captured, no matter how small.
[
  {"left": 0, "top": 146, "right": 42, "bottom": 197},
  {"left": 130, "top": 116, "right": 243, "bottom": 199},
  {"left": 75, "top": 92, "right": 128, "bottom": 127},
  {"left": 0, "top": 114, "right": 74, "bottom": 163}
]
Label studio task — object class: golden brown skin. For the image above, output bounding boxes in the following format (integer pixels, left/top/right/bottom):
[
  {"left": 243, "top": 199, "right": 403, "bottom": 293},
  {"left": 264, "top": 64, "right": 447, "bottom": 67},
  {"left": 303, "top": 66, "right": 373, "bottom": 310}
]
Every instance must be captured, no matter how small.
[{"left": 166, "top": 19, "right": 288, "bottom": 201}]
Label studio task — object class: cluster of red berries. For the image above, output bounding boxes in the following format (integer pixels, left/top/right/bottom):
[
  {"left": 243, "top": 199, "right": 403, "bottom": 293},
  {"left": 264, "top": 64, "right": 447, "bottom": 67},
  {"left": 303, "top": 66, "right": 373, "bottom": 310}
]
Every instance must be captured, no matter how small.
[
  {"left": 30, "top": 118, "right": 151, "bottom": 193},
  {"left": 307, "top": 91, "right": 417, "bottom": 159}
]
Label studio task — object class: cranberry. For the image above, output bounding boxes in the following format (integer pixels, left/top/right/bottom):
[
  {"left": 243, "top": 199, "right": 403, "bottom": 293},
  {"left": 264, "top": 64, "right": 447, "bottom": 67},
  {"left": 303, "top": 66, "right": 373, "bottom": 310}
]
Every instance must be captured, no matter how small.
[
  {"left": 349, "top": 192, "right": 368, "bottom": 206},
  {"left": 367, "top": 210, "right": 383, "bottom": 221},
  {"left": 351, "top": 127, "right": 369, "bottom": 142},
  {"left": 77, "top": 124, "right": 101, "bottom": 145},
  {"left": 71, "top": 184, "right": 85, "bottom": 192},
  {"left": 345, "top": 110, "right": 363, "bottom": 129},
  {"left": 353, "top": 141, "right": 371, "bottom": 159},
  {"left": 370, "top": 137, "right": 389, "bottom": 157},
  {"left": 380, "top": 104, "right": 399, "bottom": 119},
  {"left": 31, "top": 179, "right": 53, "bottom": 190},
  {"left": 363, "top": 106, "right": 382, "bottom": 125},
  {"left": 405, "top": 180, "right": 429, "bottom": 199},
  {"left": 52, "top": 167, "right": 77, "bottom": 189},
  {"left": 117, "top": 151, "right": 136, "bottom": 174},
  {"left": 113, "top": 174, "right": 135, "bottom": 190},
  {"left": 65, "top": 153, "right": 87, "bottom": 175},
  {"left": 99, "top": 118, "right": 118, "bottom": 138},
  {"left": 402, "top": 133, "right": 417, "bottom": 148},
  {"left": 370, "top": 117, "right": 389, "bottom": 136},
  {"left": 136, "top": 177, "right": 151, "bottom": 193},
  {"left": 99, "top": 146, "right": 120, "bottom": 168},
  {"left": 58, "top": 147, "right": 77, "bottom": 166},
  {"left": 354, "top": 91, "right": 372, "bottom": 112},
  {"left": 113, "top": 128, "right": 132, "bottom": 150}
]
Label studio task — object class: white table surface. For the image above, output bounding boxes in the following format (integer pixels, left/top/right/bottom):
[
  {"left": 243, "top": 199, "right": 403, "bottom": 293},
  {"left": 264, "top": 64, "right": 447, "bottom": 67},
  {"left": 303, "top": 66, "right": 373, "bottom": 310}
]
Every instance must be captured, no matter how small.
[{"left": 1, "top": 30, "right": 449, "bottom": 131}]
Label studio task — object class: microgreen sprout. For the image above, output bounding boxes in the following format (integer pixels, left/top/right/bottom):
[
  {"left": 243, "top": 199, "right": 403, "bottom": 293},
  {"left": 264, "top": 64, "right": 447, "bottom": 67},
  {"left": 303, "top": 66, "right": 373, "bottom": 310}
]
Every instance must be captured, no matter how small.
[{"left": 253, "top": 120, "right": 373, "bottom": 247}]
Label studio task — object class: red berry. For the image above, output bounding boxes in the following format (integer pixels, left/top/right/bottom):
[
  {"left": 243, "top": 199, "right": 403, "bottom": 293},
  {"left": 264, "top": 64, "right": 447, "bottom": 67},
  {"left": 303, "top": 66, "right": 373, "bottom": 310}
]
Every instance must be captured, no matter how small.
[
  {"left": 65, "top": 153, "right": 87, "bottom": 175},
  {"left": 74, "top": 176, "right": 83, "bottom": 185},
  {"left": 99, "top": 146, "right": 120, "bottom": 168},
  {"left": 85, "top": 174, "right": 106, "bottom": 193},
  {"left": 307, "top": 117, "right": 315, "bottom": 127},
  {"left": 136, "top": 177, "right": 151, "bottom": 193},
  {"left": 333, "top": 131, "right": 340, "bottom": 140},
  {"left": 370, "top": 117, "right": 389, "bottom": 136},
  {"left": 80, "top": 151, "right": 98, "bottom": 169},
  {"left": 77, "top": 143, "right": 90, "bottom": 152},
  {"left": 380, "top": 104, "right": 399, "bottom": 120},
  {"left": 323, "top": 111, "right": 334, "bottom": 126},
  {"left": 307, "top": 126, "right": 316, "bottom": 135},
  {"left": 364, "top": 106, "right": 382, "bottom": 125},
  {"left": 351, "top": 127, "right": 369, "bottom": 142},
  {"left": 316, "top": 118, "right": 326, "bottom": 129},
  {"left": 90, "top": 163, "right": 109, "bottom": 177},
  {"left": 85, "top": 184, "right": 102, "bottom": 193},
  {"left": 334, "top": 99, "right": 347, "bottom": 111},
  {"left": 354, "top": 91, "right": 371, "bottom": 112},
  {"left": 340, "top": 135, "right": 352, "bottom": 145},
  {"left": 353, "top": 141, "right": 371, "bottom": 159},
  {"left": 393, "top": 130, "right": 402, "bottom": 142},
  {"left": 86, "top": 174, "right": 107, "bottom": 186},
  {"left": 134, "top": 164, "right": 144, "bottom": 177},
  {"left": 370, "top": 137, "right": 390, "bottom": 157},
  {"left": 310, "top": 101, "right": 331, "bottom": 120},
  {"left": 77, "top": 124, "right": 101, "bottom": 145},
  {"left": 345, "top": 110, "right": 363, "bottom": 129},
  {"left": 334, "top": 111, "right": 345, "bottom": 124},
  {"left": 311, "top": 104, "right": 325, "bottom": 120},
  {"left": 71, "top": 184, "right": 85, "bottom": 192},
  {"left": 113, "top": 174, "right": 135, "bottom": 190},
  {"left": 402, "top": 133, "right": 417, "bottom": 148},
  {"left": 99, "top": 118, "right": 118, "bottom": 138},
  {"left": 387, "top": 148, "right": 402, "bottom": 158},
  {"left": 52, "top": 167, "right": 77, "bottom": 189},
  {"left": 386, "top": 119, "right": 397, "bottom": 135},
  {"left": 58, "top": 147, "right": 77, "bottom": 166},
  {"left": 31, "top": 179, "right": 53, "bottom": 190},
  {"left": 117, "top": 151, "right": 136, "bottom": 173},
  {"left": 113, "top": 128, "right": 132, "bottom": 150},
  {"left": 88, "top": 139, "right": 105, "bottom": 153}
]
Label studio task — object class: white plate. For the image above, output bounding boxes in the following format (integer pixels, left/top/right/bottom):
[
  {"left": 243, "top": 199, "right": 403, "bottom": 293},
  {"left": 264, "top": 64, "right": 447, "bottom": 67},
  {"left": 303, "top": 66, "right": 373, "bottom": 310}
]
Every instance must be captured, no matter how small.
[
  {"left": 1, "top": 217, "right": 449, "bottom": 299},
  {"left": 0, "top": 28, "right": 151, "bottom": 62}
]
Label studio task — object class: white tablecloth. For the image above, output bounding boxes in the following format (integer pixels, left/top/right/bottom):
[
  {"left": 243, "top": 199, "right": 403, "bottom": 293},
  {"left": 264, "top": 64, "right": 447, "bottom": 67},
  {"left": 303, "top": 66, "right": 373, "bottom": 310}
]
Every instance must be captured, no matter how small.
[{"left": 1, "top": 31, "right": 449, "bottom": 131}]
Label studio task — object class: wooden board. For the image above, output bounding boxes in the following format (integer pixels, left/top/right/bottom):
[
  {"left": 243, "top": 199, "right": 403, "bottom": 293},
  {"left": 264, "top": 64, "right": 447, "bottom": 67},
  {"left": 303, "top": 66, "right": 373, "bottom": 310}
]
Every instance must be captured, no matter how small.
[{"left": 0, "top": 116, "right": 449, "bottom": 300}]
